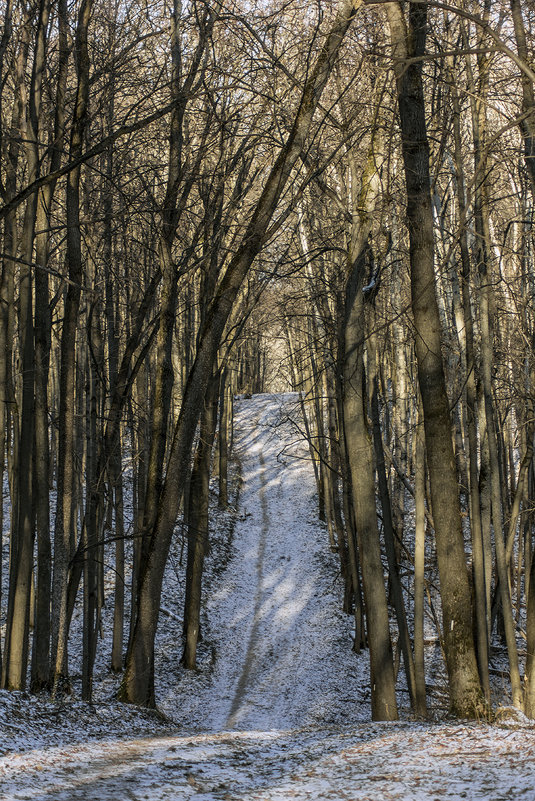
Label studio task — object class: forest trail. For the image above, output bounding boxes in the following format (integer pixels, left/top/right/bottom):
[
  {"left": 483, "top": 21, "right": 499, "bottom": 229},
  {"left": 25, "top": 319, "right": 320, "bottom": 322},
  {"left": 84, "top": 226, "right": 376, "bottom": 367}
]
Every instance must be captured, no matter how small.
[
  {"left": 168, "top": 392, "right": 361, "bottom": 732},
  {"left": 3, "top": 394, "right": 535, "bottom": 800},
  {"left": 218, "top": 394, "right": 356, "bottom": 730}
]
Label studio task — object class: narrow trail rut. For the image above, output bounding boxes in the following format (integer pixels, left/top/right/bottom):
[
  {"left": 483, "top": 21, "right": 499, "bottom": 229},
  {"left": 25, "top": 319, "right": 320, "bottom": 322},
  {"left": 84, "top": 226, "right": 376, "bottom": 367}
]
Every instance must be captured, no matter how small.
[{"left": 226, "top": 446, "right": 268, "bottom": 728}]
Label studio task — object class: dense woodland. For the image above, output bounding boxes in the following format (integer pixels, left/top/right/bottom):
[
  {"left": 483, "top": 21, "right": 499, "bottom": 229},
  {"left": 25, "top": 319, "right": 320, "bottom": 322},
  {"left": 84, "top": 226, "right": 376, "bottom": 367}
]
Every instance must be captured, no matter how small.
[{"left": 1, "top": 0, "right": 535, "bottom": 722}]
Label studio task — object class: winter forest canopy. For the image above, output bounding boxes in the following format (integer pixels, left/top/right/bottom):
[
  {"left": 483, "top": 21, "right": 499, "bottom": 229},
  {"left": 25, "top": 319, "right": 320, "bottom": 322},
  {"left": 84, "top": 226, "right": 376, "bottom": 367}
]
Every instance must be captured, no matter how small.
[{"left": 1, "top": 0, "right": 535, "bottom": 726}]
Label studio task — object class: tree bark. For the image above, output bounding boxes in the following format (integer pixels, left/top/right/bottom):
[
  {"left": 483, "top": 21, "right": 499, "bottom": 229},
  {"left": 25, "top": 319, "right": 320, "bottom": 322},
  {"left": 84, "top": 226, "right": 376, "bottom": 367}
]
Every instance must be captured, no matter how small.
[
  {"left": 369, "top": 324, "right": 421, "bottom": 715},
  {"left": 413, "top": 396, "right": 427, "bottom": 716},
  {"left": 182, "top": 373, "right": 219, "bottom": 669},
  {"left": 386, "top": 1, "right": 483, "bottom": 717},
  {"left": 218, "top": 369, "right": 230, "bottom": 510},
  {"left": 343, "top": 240, "right": 398, "bottom": 721},
  {"left": 31, "top": 0, "right": 68, "bottom": 693},
  {"left": 3, "top": 0, "right": 50, "bottom": 690},
  {"left": 449, "top": 67, "right": 490, "bottom": 703},
  {"left": 51, "top": 0, "right": 93, "bottom": 693}
]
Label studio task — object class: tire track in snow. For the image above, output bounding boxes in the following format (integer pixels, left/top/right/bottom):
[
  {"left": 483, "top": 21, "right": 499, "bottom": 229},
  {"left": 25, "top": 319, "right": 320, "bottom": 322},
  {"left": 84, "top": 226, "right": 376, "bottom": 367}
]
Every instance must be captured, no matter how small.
[{"left": 226, "top": 442, "right": 268, "bottom": 729}]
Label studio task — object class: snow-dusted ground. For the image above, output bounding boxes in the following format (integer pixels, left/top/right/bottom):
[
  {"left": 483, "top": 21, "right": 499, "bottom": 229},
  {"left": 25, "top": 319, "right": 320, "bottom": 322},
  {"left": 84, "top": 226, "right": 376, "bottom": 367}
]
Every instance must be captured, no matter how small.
[
  {"left": 160, "top": 393, "right": 365, "bottom": 732},
  {"left": 2, "top": 393, "right": 535, "bottom": 800}
]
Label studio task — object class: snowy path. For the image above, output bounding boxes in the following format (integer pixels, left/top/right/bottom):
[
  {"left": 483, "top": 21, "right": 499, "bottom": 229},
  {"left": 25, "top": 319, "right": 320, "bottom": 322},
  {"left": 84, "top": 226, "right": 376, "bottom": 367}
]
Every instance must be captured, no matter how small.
[
  {"left": 3, "top": 712, "right": 535, "bottom": 799},
  {"left": 161, "top": 392, "right": 362, "bottom": 731},
  {"left": 212, "top": 394, "right": 360, "bottom": 731},
  {"left": 3, "top": 394, "right": 535, "bottom": 800}
]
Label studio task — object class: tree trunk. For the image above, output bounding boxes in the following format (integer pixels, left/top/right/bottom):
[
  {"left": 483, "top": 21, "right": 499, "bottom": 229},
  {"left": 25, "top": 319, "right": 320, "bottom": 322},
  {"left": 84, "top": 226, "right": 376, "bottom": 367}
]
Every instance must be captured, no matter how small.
[
  {"left": 413, "top": 396, "right": 427, "bottom": 716},
  {"left": 450, "top": 69, "right": 491, "bottom": 703},
  {"left": 369, "top": 324, "right": 420, "bottom": 715},
  {"left": 343, "top": 242, "right": 398, "bottom": 722},
  {"left": 511, "top": 0, "right": 535, "bottom": 192},
  {"left": 218, "top": 369, "right": 230, "bottom": 509},
  {"left": 468, "top": 5, "right": 523, "bottom": 710},
  {"left": 182, "top": 374, "right": 219, "bottom": 669},
  {"left": 3, "top": 0, "right": 50, "bottom": 690},
  {"left": 386, "top": 1, "right": 483, "bottom": 717},
  {"left": 31, "top": 0, "right": 68, "bottom": 693},
  {"left": 51, "top": 0, "right": 93, "bottom": 693}
]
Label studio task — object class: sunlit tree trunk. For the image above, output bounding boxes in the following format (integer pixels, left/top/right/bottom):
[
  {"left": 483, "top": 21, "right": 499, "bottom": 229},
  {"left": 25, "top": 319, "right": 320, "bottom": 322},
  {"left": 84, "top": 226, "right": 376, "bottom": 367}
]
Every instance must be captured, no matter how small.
[
  {"left": 3, "top": 0, "right": 51, "bottom": 690},
  {"left": 386, "top": 1, "right": 483, "bottom": 717},
  {"left": 369, "top": 322, "right": 421, "bottom": 716},
  {"left": 343, "top": 234, "right": 398, "bottom": 721},
  {"left": 413, "top": 395, "right": 427, "bottom": 716},
  {"left": 449, "top": 67, "right": 490, "bottom": 704},
  {"left": 467, "top": 7, "right": 523, "bottom": 710}
]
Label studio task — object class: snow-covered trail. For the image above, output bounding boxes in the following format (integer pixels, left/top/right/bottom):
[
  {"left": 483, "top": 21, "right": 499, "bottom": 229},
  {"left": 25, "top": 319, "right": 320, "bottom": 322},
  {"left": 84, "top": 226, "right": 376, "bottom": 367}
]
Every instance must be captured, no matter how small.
[
  {"left": 215, "top": 394, "right": 360, "bottom": 731},
  {"left": 161, "top": 392, "right": 362, "bottom": 731},
  {"left": 4, "top": 713, "right": 535, "bottom": 799},
  {"left": 4, "top": 394, "right": 535, "bottom": 800}
]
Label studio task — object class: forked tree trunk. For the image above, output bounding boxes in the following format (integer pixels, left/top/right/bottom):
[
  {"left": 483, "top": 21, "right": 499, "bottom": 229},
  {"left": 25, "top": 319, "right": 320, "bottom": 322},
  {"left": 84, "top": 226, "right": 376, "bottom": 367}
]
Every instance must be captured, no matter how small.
[{"left": 140, "top": 0, "right": 211, "bottom": 570}]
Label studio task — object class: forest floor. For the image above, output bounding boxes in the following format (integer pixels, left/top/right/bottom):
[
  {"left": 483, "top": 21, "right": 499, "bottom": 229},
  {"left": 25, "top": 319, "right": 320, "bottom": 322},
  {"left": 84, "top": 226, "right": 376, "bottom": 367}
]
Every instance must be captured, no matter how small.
[{"left": 2, "top": 393, "right": 535, "bottom": 799}]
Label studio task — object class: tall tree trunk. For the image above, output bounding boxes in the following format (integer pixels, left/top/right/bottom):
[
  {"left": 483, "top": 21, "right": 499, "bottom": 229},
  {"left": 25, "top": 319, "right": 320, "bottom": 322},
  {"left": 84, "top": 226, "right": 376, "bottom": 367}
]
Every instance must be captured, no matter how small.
[
  {"left": 3, "top": 0, "right": 50, "bottom": 690},
  {"left": 82, "top": 318, "right": 100, "bottom": 702},
  {"left": 51, "top": 0, "right": 93, "bottom": 693},
  {"left": 182, "top": 373, "right": 219, "bottom": 669},
  {"left": 369, "top": 323, "right": 421, "bottom": 715},
  {"left": 31, "top": 0, "right": 68, "bottom": 693},
  {"left": 510, "top": 0, "right": 535, "bottom": 716},
  {"left": 449, "top": 69, "right": 490, "bottom": 703},
  {"left": 343, "top": 240, "right": 398, "bottom": 721},
  {"left": 140, "top": 0, "right": 211, "bottom": 568},
  {"left": 0, "top": 2, "right": 20, "bottom": 680},
  {"left": 386, "top": 1, "right": 483, "bottom": 717},
  {"left": 468, "top": 6, "right": 523, "bottom": 710}
]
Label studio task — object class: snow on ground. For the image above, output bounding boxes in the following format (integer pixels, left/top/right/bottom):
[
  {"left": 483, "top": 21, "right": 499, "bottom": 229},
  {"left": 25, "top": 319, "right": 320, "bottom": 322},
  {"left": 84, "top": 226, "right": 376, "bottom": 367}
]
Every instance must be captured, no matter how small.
[
  {"left": 2, "top": 393, "right": 535, "bottom": 800},
  {"left": 161, "top": 393, "right": 365, "bottom": 732},
  {"left": 3, "top": 719, "right": 535, "bottom": 800}
]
